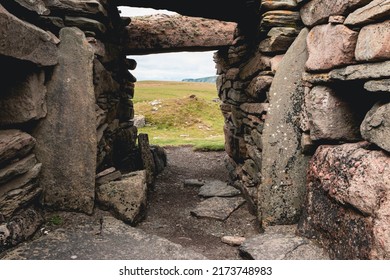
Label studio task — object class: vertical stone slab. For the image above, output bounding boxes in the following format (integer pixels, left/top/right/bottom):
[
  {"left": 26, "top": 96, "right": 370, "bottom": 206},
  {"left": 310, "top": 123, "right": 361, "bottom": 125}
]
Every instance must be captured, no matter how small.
[
  {"left": 258, "top": 29, "right": 310, "bottom": 227},
  {"left": 34, "top": 27, "right": 96, "bottom": 214}
]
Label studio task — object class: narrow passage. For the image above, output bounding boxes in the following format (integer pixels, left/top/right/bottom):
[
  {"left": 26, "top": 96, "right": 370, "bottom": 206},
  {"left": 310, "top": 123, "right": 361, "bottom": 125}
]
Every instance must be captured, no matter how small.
[{"left": 137, "top": 146, "right": 259, "bottom": 259}]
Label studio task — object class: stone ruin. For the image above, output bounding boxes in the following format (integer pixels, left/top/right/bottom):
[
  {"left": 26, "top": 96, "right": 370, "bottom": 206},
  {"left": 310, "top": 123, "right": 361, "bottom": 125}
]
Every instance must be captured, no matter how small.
[{"left": 0, "top": 0, "right": 389, "bottom": 259}]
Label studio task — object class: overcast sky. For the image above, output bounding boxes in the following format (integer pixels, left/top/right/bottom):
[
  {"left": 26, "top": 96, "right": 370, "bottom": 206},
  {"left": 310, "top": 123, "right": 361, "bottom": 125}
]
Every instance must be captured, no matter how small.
[{"left": 119, "top": 7, "right": 217, "bottom": 81}]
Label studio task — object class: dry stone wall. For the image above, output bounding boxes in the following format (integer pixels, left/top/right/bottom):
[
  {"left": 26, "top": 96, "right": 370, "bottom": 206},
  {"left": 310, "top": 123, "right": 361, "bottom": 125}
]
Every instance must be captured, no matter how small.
[
  {"left": 217, "top": 0, "right": 390, "bottom": 259},
  {"left": 1, "top": 0, "right": 389, "bottom": 259},
  {"left": 216, "top": 0, "right": 303, "bottom": 219},
  {"left": 0, "top": 0, "right": 161, "bottom": 251}
]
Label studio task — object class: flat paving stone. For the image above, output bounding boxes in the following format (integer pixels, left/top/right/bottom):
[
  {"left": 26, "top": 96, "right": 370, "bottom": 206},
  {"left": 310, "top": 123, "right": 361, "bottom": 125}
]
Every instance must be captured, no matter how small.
[
  {"left": 198, "top": 180, "right": 241, "bottom": 197},
  {"left": 0, "top": 216, "right": 206, "bottom": 260},
  {"left": 239, "top": 225, "right": 329, "bottom": 260},
  {"left": 190, "top": 197, "right": 245, "bottom": 221}
]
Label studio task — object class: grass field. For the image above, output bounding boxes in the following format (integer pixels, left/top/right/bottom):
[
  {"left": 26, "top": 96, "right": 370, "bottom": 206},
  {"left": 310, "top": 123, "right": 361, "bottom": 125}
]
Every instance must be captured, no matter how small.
[{"left": 133, "top": 81, "right": 225, "bottom": 150}]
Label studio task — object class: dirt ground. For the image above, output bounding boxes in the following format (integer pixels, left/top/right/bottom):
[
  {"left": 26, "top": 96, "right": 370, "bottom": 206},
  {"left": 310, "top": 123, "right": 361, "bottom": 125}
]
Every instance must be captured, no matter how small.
[{"left": 137, "top": 146, "right": 259, "bottom": 259}]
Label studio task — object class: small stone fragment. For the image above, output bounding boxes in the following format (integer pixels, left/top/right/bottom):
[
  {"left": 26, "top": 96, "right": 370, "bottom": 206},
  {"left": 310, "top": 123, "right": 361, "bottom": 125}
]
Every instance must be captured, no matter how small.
[
  {"left": 221, "top": 236, "right": 246, "bottom": 246},
  {"left": 183, "top": 179, "right": 205, "bottom": 187}
]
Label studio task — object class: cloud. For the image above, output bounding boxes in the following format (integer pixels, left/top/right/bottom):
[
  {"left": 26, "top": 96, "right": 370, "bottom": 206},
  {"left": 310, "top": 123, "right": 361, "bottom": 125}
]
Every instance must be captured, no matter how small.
[
  {"left": 120, "top": 7, "right": 218, "bottom": 81},
  {"left": 128, "top": 52, "right": 217, "bottom": 81}
]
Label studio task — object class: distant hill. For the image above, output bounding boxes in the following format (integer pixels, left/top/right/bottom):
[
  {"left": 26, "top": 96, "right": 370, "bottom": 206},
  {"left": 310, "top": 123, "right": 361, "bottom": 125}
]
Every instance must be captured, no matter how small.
[{"left": 182, "top": 76, "right": 217, "bottom": 83}]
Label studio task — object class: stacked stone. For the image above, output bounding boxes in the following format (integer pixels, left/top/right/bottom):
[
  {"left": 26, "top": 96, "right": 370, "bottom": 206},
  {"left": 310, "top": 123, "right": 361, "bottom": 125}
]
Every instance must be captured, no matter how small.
[
  {"left": 0, "top": 0, "right": 146, "bottom": 250},
  {"left": 296, "top": 0, "right": 390, "bottom": 259},
  {"left": 215, "top": 0, "right": 302, "bottom": 214},
  {"left": 0, "top": 1, "right": 58, "bottom": 251},
  {"left": 0, "top": 131, "right": 43, "bottom": 251}
]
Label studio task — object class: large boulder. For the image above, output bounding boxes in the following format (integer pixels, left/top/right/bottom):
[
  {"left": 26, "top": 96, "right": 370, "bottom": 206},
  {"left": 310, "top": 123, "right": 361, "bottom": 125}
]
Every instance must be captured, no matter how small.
[
  {"left": 259, "top": 28, "right": 310, "bottom": 226},
  {"left": 33, "top": 27, "right": 96, "bottom": 214},
  {"left": 96, "top": 171, "right": 147, "bottom": 225},
  {"left": 300, "top": 0, "right": 371, "bottom": 26},
  {"left": 305, "top": 24, "right": 358, "bottom": 72},
  {"left": 298, "top": 142, "right": 390, "bottom": 259},
  {"left": 355, "top": 20, "right": 390, "bottom": 62},
  {"left": 361, "top": 102, "right": 390, "bottom": 153},
  {"left": 0, "top": 4, "right": 58, "bottom": 66}
]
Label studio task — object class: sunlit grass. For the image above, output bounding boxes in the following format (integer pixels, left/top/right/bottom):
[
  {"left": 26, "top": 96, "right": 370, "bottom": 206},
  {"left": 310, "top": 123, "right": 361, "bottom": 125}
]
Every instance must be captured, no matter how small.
[{"left": 133, "top": 81, "right": 225, "bottom": 150}]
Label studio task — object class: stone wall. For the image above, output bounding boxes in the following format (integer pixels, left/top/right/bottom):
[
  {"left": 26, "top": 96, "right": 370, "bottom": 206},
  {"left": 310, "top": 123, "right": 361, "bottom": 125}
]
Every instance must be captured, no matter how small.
[
  {"left": 216, "top": 0, "right": 390, "bottom": 259},
  {"left": 297, "top": 0, "right": 390, "bottom": 259},
  {"left": 215, "top": 0, "right": 303, "bottom": 220},
  {"left": 1, "top": 0, "right": 389, "bottom": 259},
  {"left": 0, "top": 0, "right": 157, "bottom": 250}
]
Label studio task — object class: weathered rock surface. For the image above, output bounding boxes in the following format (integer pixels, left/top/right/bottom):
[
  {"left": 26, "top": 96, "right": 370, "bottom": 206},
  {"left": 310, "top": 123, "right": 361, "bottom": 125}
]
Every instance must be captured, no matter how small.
[
  {"left": 245, "top": 74, "right": 273, "bottom": 100},
  {"left": 238, "top": 53, "right": 271, "bottom": 80},
  {"left": 64, "top": 16, "right": 106, "bottom": 34},
  {"left": 298, "top": 142, "right": 390, "bottom": 259},
  {"left": 329, "top": 60, "right": 390, "bottom": 80},
  {"left": 0, "top": 208, "right": 43, "bottom": 252},
  {"left": 96, "top": 170, "right": 147, "bottom": 225},
  {"left": 33, "top": 27, "right": 96, "bottom": 214},
  {"left": 138, "top": 134, "right": 156, "bottom": 186},
  {"left": 355, "top": 20, "right": 390, "bottom": 62},
  {"left": 198, "top": 180, "right": 240, "bottom": 197},
  {"left": 0, "top": 155, "right": 37, "bottom": 185},
  {"left": 43, "top": 0, "right": 107, "bottom": 17},
  {"left": 0, "top": 130, "right": 35, "bottom": 167},
  {"left": 262, "top": 0, "right": 298, "bottom": 11},
  {"left": 93, "top": 59, "right": 120, "bottom": 98},
  {"left": 0, "top": 4, "right": 58, "bottom": 66},
  {"left": 1, "top": 216, "right": 206, "bottom": 259},
  {"left": 306, "top": 24, "right": 358, "bottom": 72},
  {"left": 133, "top": 115, "right": 146, "bottom": 128},
  {"left": 0, "top": 70, "right": 47, "bottom": 125},
  {"left": 95, "top": 168, "right": 122, "bottom": 186},
  {"left": 345, "top": 0, "right": 390, "bottom": 26},
  {"left": 259, "top": 27, "right": 299, "bottom": 54},
  {"left": 183, "top": 179, "right": 205, "bottom": 187},
  {"left": 300, "top": 0, "right": 371, "bottom": 26},
  {"left": 260, "top": 10, "right": 301, "bottom": 31},
  {"left": 259, "top": 28, "right": 310, "bottom": 226},
  {"left": 0, "top": 163, "right": 42, "bottom": 219},
  {"left": 361, "top": 102, "right": 390, "bottom": 153},
  {"left": 240, "top": 225, "right": 329, "bottom": 259},
  {"left": 10, "top": 0, "right": 49, "bottom": 15},
  {"left": 306, "top": 86, "right": 361, "bottom": 141},
  {"left": 124, "top": 14, "right": 236, "bottom": 55},
  {"left": 221, "top": 235, "right": 246, "bottom": 246},
  {"left": 364, "top": 79, "right": 390, "bottom": 93},
  {"left": 191, "top": 197, "right": 245, "bottom": 221}
]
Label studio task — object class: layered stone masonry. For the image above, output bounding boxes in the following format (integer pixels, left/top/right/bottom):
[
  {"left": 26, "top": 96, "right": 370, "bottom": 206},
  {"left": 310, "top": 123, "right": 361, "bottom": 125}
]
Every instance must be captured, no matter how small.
[
  {"left": 1, "top": 0, "right": 389, "bottom": 259},
  {"left": 216, "top": 0, "right": 302, "bottom": 216},
  {"left": 0, "top": 0, "right": 158, "bottom": 251},
  {"left": 297, "top": 0, "right": 390, "bottom": 259},
  {"left": 216, "top": 0, "right": 390, "bottom": 259}
]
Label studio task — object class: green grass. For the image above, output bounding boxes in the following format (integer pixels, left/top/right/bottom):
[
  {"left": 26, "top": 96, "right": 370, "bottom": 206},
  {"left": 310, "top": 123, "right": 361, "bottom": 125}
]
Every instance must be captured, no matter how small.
[{"left": 134, "top": 81, "right": 225, "bottom": 150}]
